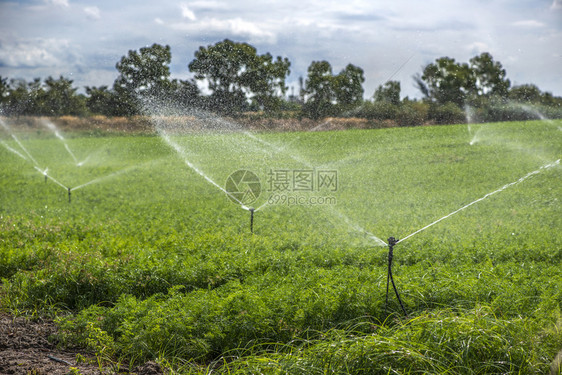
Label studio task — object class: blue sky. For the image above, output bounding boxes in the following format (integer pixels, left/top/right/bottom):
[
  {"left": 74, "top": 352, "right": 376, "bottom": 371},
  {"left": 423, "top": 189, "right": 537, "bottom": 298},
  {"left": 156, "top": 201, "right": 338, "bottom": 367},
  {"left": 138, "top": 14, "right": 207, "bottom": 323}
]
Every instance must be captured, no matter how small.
[{"left": 1, "top": 0, "right": 561, "bottom": 99}]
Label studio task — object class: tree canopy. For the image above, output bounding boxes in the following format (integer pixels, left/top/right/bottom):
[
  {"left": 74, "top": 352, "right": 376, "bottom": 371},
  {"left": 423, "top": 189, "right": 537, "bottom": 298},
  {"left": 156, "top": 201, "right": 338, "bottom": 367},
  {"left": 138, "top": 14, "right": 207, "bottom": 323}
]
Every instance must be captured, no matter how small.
[
  {"left": 302, "top": 61, "right": 365, "bottom": 118},
  {"left": 188, "top": 39, "right": 290, "bottom": 113},
  {"left": 415, "top": 53, "right": 511, "bottom": 106},
  {"left": 1, "top": 42, "right": 561, "bottom": 123},
  {"left": 374, "top": 81, "right": 401, "bottom": 105}
]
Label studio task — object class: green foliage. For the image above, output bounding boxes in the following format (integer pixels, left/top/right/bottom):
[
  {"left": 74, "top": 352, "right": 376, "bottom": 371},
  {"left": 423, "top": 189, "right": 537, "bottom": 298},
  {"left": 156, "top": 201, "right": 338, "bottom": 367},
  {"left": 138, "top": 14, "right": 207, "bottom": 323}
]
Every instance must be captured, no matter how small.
[
  {"left": 332, "top": 64, "right": 365, "bottom": 110},
  {"left": 2, "top": 43, "right": 561, "bottom": 123},
  {"left": 0, "top": 111, "right": 561, "bottom": 372},
  {"left": 508, "top": 83, "right": 562, "bottom": 106},
  {"left": 373, "top": 80, "right": 401, "bottom": 105},
  {"left": 469, "top": 52, "right": 510, "bottom": 98},
  {"left": 224, "top": 307, "right": 559, "bottom": 374},
  {"left": 0, "top": 76, "right": 87, "bottom": 116},
  {"left": 417, "top": 53, "right": 512, "bottom": 107},
  {"left": 85, "top": 86, "right": 119, "bottom": 116},
  {"left": 428, "top": 102, "right": 466, "bottom": 125},
  {"left": 421, "top": 57, "right": 476, "bottom": 107},
  {"left": 113, "top": 43, "right": 173, "bottom": 116},
  {"left": 0, "top": 76, "right": 9, "bottom": 104},
  {"left": 188, "top": 39, "right": 291, "bottom": 114},
  {"left": 302, "top": 61, "right": 365, "bottom": 119},
  {"left": 396, "top": 100, "right": 428, "bottom": 126}
]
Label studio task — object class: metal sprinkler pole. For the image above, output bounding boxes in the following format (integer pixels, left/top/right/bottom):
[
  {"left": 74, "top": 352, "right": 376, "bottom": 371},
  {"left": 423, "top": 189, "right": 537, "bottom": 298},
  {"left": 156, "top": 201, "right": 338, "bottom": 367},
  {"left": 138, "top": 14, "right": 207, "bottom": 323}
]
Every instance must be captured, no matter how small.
[
  {"left": 249, "top": 208, "right": 255, "bottom": 234},
  {"left": 385, "top": 237, "right": 407, "bottom": 316},
  {"left": 68, "top": 188, "right": 71, "bottom": 203}
]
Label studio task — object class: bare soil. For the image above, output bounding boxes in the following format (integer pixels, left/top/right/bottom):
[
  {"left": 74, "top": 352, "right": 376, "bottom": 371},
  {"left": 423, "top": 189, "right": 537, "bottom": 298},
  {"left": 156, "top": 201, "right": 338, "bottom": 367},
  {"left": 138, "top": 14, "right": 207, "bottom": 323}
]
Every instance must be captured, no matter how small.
[{"left": 0, "top": 314, "right": 164, "bottom": 375}]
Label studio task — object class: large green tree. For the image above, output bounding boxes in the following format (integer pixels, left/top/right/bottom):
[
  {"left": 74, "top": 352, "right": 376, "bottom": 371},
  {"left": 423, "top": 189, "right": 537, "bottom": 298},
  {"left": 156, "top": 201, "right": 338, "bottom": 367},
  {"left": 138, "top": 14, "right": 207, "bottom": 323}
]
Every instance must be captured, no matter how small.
[
  {"left": 42, "top": 76, "right": 87, "bottom": 116},
  {"left": 416, "top": 57, "right": 476, "bottom": 106},
  {"left": 85, "top": 85, "right": 122, "bottom": 116},
  {"left": 415, "top": 53, "right": 511, "bottom": 107},
  {"left": 373, "top": 80, "right": 401, "bottom": 105},
  {"left": 333, "top": 64, "right": 365, "bottom": 109},
  {"left": 0, "top": 76, "right": 9, "bottom": 107},
  {"left": 188, "top": 39, "right": 290, "bottom": 113},
  {"left": 302, "top": 61, "right": 365, "bottom": 118},
  {"left": 113, "top": 43, "right": 173, "bottom": 115},
  {"left": 245, "top": 52, "right": 291, "bottom": 111},
  {"left": 302, "top": 60, "right": 335, "bottom": 119},
  {"left": 508, "top": 84, "right": 542, "bottom": 103},
  {"left": 469, "top": 52, "right": 510, "bottom": 98},
  {"left": 2, "top": 78, "right": 44, "bottom": 115}
]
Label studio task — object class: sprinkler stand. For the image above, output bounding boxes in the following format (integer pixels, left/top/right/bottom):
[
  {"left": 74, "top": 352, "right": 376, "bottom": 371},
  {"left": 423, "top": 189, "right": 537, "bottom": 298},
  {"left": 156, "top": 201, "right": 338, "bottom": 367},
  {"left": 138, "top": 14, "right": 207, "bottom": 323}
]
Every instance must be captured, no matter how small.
[
  {"left": 385, "top": 236, "right": 407, "bottom": 316},
  {"left": 248, "top": 208, "right": 256, "bottom": 234},
  {"left": 68, "top": 188, "right": 71, "bottom": 203},
  {"left": 249, "top": 208, "right": 255, "bottom": 234},
  {"left": 45, "top": 174, "right": 47, "bottom": 183}
]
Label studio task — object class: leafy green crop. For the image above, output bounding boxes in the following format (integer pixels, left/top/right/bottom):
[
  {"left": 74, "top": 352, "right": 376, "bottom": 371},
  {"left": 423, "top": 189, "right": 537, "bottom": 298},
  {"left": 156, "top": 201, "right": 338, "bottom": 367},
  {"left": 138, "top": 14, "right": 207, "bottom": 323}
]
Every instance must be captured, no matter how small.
[{"left": 1, "top": 119, "right": 560, "bottom": 373}]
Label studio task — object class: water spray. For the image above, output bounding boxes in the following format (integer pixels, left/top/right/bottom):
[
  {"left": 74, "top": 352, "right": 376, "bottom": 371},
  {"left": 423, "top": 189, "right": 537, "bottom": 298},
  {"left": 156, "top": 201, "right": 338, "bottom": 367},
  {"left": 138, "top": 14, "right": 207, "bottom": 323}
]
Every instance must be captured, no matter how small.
[
  {"left": 385, "top": 237, "right": 407, "bottom": 316},
  {"left": 381, "top": 159, "right": 559, "bottom": 316},
  {"left": 397, "top": 159, "right": 560, "bottom": 245}
]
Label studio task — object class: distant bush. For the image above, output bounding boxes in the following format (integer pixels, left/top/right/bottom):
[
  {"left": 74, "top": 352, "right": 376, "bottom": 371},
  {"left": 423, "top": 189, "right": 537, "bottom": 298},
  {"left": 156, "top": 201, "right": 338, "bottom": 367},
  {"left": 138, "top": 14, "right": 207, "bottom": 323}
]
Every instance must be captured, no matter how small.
[
  {"left": 467, "top": 101, "right": 562, "bottom": 123},
  {"left": 428, "top": 102, "right": 466, "bottom": 125},
  {"left": 356, "top": 101, "right": 398, "bottom": 120},
  {"left": 397, "top": 101, "right": 429, "bottom": 126}
]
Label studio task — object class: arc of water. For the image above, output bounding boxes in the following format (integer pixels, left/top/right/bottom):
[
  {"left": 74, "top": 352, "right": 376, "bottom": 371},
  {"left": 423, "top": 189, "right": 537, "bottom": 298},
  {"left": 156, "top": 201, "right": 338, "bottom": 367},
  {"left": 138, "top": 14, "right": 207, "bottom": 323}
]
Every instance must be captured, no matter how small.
[
  {"left": 72, "top": 159, "right": 165, "bottom": 191},
  {"left": 243, "top": 131, "right": 313, "bottom": 170},
  {"left": 42, "top": 120, "right": 80, "bottom": 164},
  {"left": 1, "top": 120, "right": 41, "bottom": 166},
  {"left": 158, "top": 131, "right": 250, "bottom": 210},
  {"left": 242, "top": 130, "right": 387, "bottom": 246},
  {"left": 11, "top": 134, "right": 40, "bottom": 166},
  {"left": 34, "top": 166, "right": 68, "bottom": 190},
  {"left": 397, "top": 159, "right": 560, "bottom": 244},
  {"left": 328, "top": 207, "right": 388, "bottom": 246},
  {"left": 1, "top": 140, "right": 29, "bottom": 161}
]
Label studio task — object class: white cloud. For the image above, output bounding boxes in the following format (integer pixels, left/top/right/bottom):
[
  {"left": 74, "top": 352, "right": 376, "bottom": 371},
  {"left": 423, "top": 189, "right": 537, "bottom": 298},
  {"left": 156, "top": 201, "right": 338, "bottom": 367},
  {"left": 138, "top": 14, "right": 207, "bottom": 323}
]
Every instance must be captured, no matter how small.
[
  {"left": 84, "top": 6, "right": 101, "bottom": 20},
  {"left": 180, "top": 4, "right": 196, "bottom": 21},
  {"left": 171, "top": 17, "right": 276, "bottom": 43},
  {"left": 0, "top": 38, "right": 74, "bottom": 68},
  {"left": 45, "top": 0, "right": 69, "bottom": 8},
  {"left": 1, "top": 0, "right": 561, "bottom": 98},
  {"left": 188, "top": 1, "right": 229, "bottom": 11},
  {"left": 512, "top": 20, "right": 546, "bottom": 28},
  {"left": 466, "top": 42, "right": 489, "bottom": 55}
]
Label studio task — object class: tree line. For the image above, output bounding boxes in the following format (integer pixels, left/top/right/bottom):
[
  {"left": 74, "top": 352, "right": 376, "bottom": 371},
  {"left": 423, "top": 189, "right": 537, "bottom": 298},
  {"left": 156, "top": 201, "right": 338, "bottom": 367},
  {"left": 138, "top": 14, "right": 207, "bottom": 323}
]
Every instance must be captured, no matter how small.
[{"left": 0, "top": 39, "right": 560, "bottom": 124}]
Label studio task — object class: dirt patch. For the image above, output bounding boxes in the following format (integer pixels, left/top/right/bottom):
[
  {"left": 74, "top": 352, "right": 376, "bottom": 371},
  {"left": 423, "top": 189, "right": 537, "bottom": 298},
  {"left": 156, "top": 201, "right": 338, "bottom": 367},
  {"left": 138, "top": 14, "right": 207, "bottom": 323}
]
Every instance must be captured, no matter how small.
[{"left": 0, "top": 314, "right": 164, "bottom": 375}]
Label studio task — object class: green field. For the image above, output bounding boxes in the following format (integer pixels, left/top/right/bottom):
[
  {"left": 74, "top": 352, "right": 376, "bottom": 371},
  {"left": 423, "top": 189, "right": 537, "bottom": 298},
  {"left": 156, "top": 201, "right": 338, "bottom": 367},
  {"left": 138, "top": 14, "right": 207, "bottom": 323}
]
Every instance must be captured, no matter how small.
[{"left": 1, "top": 118, "right": 561, "bottom": 374}]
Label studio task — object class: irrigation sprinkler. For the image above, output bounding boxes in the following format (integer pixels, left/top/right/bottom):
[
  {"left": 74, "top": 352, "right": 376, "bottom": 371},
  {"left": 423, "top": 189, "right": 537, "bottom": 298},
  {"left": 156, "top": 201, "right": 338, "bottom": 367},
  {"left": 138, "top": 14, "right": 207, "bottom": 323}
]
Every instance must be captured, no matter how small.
[
  {"left": 380, "top": 159, "right": 560, "bottom": 317},
  {"left": 68, "top": 188, "right": 71, "bottom": 203},
  {"left": 249, "top": 207, "right": 255, "bottom": 234},
  {"left": 385, "top": 237, "right": 407, "bottom": 316}
]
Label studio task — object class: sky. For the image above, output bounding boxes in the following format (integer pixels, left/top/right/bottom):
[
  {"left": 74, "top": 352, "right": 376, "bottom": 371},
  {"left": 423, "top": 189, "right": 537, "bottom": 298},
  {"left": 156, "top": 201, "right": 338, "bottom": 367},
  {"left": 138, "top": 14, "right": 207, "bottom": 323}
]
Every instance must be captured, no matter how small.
[{"left": 1, "top": 0, "right": 561, "bottom": 100}]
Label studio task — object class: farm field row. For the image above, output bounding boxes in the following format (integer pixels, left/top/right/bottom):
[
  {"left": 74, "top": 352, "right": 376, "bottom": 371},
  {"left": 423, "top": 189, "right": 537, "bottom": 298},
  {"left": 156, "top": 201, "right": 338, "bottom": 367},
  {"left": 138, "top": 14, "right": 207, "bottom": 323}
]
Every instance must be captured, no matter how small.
[{"left": 1, "top": 118, "right": 561, "bottom": 374}]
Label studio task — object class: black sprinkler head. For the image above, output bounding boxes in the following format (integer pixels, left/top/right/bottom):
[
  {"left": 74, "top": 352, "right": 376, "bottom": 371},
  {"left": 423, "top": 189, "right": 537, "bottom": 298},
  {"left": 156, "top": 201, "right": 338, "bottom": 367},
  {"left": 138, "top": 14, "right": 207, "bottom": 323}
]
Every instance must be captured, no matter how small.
[{"left": 387, "top": 237, "right": 399, "bottom": 247}]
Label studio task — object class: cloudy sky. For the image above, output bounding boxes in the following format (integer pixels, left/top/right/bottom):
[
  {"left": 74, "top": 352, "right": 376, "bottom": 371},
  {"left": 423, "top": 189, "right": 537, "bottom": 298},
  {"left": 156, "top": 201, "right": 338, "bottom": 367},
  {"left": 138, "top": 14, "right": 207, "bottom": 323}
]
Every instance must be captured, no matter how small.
[{"left": 1, "top": 0, "right": 561, "bottom": 99}]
